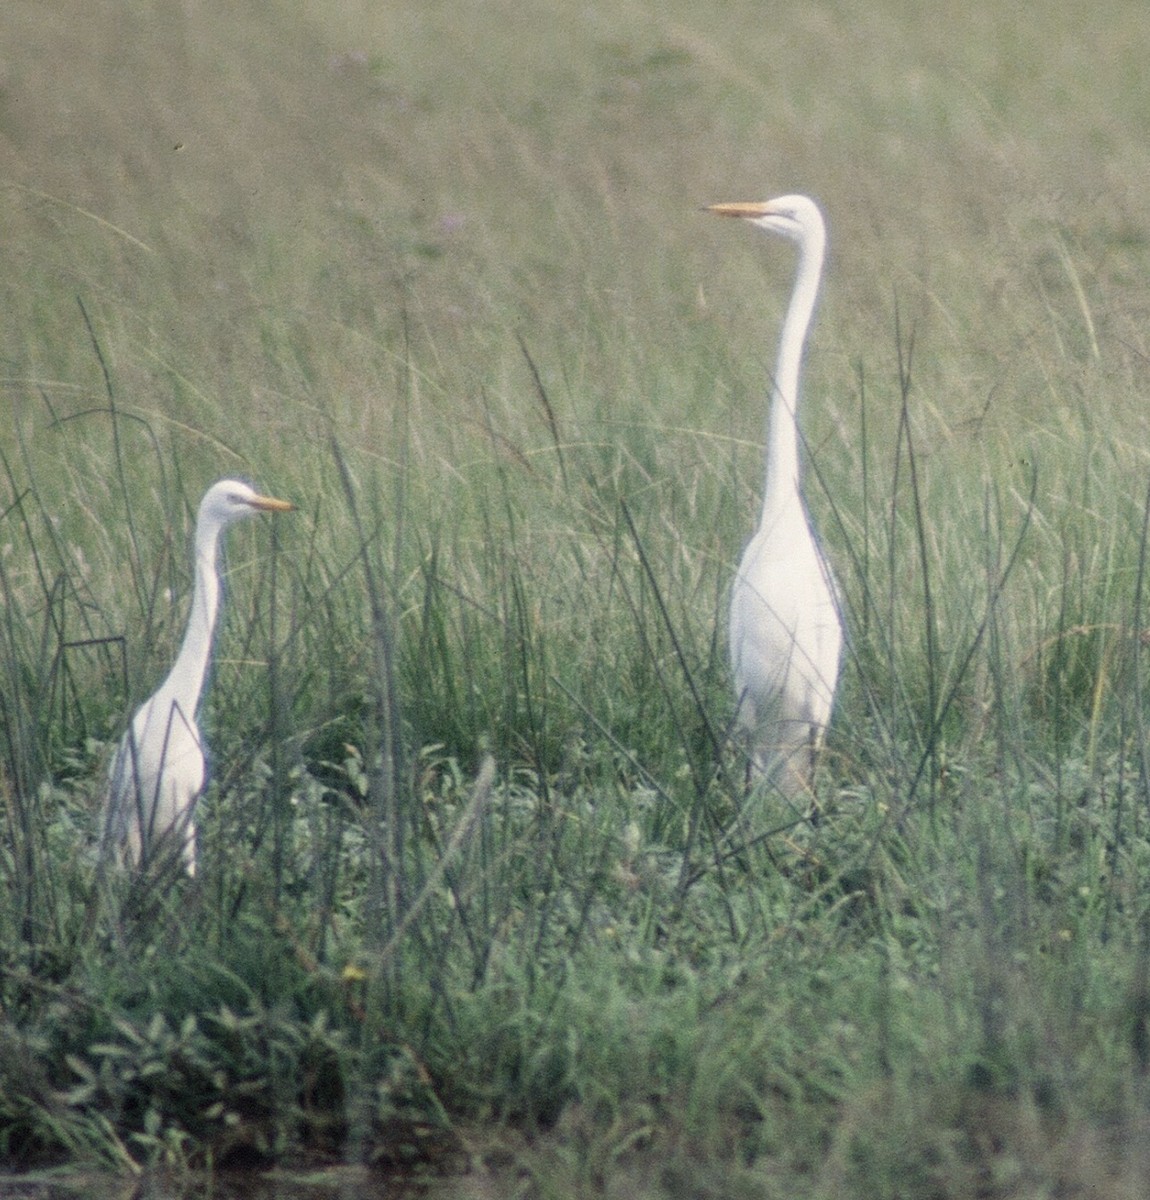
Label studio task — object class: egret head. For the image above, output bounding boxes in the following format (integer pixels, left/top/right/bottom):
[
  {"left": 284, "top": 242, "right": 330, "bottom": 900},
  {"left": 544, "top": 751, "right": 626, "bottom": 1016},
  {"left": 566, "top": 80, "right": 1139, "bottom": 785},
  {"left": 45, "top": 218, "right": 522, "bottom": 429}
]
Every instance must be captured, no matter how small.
[
  {"left": 705, "top": 194, "right": 825, "bottom": 246},
  {"left": 198, "top": 479, "right": 296, "bottom": 533}
]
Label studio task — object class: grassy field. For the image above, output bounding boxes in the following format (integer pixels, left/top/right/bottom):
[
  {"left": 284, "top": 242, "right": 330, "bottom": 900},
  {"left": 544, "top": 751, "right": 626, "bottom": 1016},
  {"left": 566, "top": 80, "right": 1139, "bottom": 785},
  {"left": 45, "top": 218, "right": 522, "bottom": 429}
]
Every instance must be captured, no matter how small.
[{"left": 3, "top": 0, "right": 1150, "bottom": 1195}]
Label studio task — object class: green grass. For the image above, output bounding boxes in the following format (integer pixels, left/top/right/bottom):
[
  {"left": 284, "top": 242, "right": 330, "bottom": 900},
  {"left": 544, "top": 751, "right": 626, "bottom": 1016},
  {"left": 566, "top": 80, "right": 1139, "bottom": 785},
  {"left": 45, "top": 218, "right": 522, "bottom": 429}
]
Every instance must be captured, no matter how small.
[{"left": 4, "top": 0, "right": 1150, "bottom": 1195}]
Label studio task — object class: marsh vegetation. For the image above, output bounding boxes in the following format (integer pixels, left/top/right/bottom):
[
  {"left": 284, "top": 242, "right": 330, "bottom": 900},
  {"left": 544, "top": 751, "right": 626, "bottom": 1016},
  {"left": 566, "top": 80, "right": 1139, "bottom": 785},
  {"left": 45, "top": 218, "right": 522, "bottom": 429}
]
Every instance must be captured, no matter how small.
[{"left": 3, "top": 1, "right": 1150, "bottom": 1195}]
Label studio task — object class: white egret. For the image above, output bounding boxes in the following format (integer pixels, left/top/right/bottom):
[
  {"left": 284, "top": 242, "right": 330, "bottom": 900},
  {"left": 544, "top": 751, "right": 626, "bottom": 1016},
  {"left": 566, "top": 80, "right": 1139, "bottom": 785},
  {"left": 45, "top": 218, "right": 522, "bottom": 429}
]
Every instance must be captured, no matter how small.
[
  {"left": 707, "top": 194, "right": 842, "bottom": 797},
  {"left": 103, "top": 479, "right": 295, "bottom": 874}
]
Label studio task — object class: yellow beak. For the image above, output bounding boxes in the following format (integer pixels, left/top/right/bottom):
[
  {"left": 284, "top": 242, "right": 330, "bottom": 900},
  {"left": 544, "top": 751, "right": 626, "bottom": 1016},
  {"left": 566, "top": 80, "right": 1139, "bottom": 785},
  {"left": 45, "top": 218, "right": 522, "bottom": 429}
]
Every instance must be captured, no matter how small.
[
  {"left": 248, "top": 494, "right": 296, "bottom": 513},
  {"left": 704, "top": 201, "right": 776, "bottom": 219}
]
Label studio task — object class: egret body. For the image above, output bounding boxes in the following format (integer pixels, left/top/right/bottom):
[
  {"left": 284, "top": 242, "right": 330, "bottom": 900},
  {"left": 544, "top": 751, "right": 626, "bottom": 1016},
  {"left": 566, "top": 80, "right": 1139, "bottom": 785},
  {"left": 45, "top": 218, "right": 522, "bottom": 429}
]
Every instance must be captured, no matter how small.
[
  {"left": 103, "top": 479, "right": 294, "bottom": 873},
  {"left": 708, "top": 194, "right": 842, "bottom": 795}
]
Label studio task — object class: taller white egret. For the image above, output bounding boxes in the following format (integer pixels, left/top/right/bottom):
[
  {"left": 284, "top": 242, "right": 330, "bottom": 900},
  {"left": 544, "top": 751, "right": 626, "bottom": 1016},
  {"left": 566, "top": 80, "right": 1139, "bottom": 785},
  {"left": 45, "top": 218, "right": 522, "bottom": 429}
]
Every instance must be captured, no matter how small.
[
  {"left": 707, "top": 194, "right": 842, "bottom": 796},
  {"left": 103, "top": 479, "right": 295, "bottom": 874}
]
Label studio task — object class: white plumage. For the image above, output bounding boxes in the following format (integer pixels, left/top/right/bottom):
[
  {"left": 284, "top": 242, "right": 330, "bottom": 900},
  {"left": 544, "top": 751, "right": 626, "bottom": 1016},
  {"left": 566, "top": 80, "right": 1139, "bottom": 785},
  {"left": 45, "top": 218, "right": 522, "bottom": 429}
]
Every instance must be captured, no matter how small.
[
  {"left": 103, "top": 479, "right": 294, "bottom": 873},
  {"left": 708, "top": 194, "right": 842, "bottom": 796}
]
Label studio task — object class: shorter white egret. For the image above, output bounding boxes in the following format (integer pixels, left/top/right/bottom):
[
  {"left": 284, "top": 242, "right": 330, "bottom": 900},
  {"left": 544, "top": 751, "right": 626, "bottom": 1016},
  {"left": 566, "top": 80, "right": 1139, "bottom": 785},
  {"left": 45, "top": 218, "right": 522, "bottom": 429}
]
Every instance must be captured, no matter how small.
[
  {"left": 103, "top": 479, "right": 295, "bottom": 874},
  {"left": 707, "top": 194, "right": 843, "bottom": 797}
]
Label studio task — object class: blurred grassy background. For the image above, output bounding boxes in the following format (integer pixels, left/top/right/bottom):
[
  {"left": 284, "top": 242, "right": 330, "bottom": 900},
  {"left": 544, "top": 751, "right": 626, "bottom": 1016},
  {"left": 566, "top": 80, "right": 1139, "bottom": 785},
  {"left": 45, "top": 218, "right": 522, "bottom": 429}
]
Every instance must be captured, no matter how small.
[
  {"left": 7, "top": 0, "right": 1149, "bottom": 461},
  {"left": 5, "top": 0, "right": 1150, "bottom": 750}
]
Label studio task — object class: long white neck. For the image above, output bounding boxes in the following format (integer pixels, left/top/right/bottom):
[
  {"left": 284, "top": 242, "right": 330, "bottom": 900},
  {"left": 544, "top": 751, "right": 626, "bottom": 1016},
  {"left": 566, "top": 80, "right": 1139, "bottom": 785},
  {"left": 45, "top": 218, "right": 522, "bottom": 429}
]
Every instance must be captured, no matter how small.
[
  {"left": 761, "top": 222, "right": 825, "bottom": 527},
  {"left": 161, "top": 521, "right": 222, "bottom": 715}
]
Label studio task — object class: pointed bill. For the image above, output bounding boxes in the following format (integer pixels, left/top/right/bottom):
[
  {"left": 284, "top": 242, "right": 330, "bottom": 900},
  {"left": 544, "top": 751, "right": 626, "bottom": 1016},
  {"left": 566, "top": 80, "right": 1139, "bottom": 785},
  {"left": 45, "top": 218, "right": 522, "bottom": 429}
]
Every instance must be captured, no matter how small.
[
  {"left": 705, "top": 201, "right": 777, "bottom": 218},
  {"left": 247, "top": 493, "right": 296, "bottom": 513}
]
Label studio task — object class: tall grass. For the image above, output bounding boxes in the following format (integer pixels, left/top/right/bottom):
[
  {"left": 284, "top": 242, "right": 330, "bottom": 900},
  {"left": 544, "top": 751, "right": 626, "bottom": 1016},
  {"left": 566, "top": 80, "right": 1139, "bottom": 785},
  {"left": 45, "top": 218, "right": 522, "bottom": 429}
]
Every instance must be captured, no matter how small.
[{"left": 3, "top": 0, "right": 1150, "bottom": 1194}]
